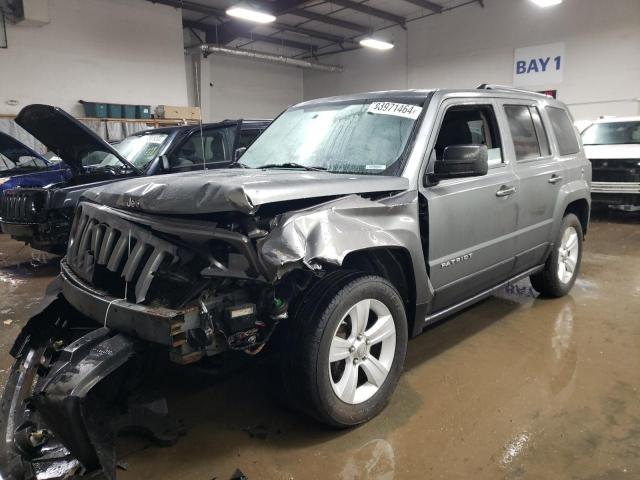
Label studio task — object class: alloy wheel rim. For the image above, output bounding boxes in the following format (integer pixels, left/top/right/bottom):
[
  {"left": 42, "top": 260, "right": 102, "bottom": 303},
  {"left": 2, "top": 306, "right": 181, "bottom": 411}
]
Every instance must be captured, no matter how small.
[
  {"left": 328, "top": 298, "right": 396, "bottom": 405},
  {"left": 557, "top": 226, "right": 579, "bottom": 284}
]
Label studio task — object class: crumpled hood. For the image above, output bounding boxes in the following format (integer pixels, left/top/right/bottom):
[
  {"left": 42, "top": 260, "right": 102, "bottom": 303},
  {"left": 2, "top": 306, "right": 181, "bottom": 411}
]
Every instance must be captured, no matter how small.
[
  {"left": 584, "top": 144, "right": 640, "bottom": 159},
  {"left": 82, "top": 168, "right": 410, "bottom": 215}
]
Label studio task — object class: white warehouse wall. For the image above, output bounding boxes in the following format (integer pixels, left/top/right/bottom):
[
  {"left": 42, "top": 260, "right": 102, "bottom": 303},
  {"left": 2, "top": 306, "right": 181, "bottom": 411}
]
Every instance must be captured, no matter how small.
[
  {"left": 191, "top": 53, "right": 303, "bottom": 122},
  {"left": 0, "top": 0, "right": 188, "bottom": 117},
  {"left": 303, "top": 0, "right": 640, "bottom": 121}
]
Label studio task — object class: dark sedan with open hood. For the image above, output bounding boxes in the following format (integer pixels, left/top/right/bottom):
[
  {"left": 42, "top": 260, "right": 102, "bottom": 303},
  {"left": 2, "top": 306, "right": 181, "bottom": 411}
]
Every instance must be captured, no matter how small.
[{"left": 0, "top": 104, "right": 270, "bottom": 253}]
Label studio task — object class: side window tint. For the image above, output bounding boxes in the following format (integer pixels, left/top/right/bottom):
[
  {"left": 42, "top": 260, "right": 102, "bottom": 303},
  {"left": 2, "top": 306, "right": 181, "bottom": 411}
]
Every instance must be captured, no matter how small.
[
  {"left": 530, "top": 107, "right": 550, "bottom": 156},
  {"left": 504, "top": 105, "right": 541, "bottom": 161},
  {"left": 546, "top": 106, "right": 580, "bottom": 155},
  {"left": 171, "top": 126, "right": 236, "bottom": 169},
  {"left": 237, "top": 129, "right": 261, "bottom": 149},
  {"left": 434, "top": 105, "right": 503, "bottom": 166}
]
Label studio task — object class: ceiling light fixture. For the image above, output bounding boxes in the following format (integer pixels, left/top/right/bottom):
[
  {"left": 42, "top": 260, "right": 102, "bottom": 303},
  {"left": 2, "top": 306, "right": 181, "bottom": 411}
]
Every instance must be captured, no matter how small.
[
  {"left": 529, "top": 0, "right": 563, "bottom": 7},
  {"left": 226, "top": 6, "right": 276, "bottom": 24},
  {"left": 359, "top": 38, "right": 394, "bottom": 50}
]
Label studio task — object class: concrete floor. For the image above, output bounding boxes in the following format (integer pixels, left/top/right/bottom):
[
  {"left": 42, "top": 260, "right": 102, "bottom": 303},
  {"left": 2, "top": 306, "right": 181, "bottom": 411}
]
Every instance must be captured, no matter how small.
[{"left": 1, "top": 211, "right": 639, "bottom": 480}]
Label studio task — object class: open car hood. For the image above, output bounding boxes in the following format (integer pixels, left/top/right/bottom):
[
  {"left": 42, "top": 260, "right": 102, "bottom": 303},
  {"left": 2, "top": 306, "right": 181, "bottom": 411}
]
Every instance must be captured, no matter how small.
[
  {"left": 15, "top": 104, "right": 141, "bottom": 174},
  {"left": 82, "top": 168, "right": 410, "bottom": 215}
]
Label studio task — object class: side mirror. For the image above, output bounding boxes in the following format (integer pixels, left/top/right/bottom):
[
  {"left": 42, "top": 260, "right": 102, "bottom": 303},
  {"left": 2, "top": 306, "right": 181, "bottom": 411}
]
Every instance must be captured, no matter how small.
[
  {"left": 159, "top": 154, "right": 171, "bottom": 172},
  {"left": 432, "top": 145, "right": 488, "bottom": 179},
  {"left": 234, "top": 147, "right": 247, "bottom": 162}
]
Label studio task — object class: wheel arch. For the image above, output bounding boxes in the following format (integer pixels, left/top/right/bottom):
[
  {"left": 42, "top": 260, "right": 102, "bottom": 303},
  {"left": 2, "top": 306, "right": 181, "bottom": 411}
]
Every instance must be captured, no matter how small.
[
  {"left": 563, "top": 198, "right": 590, "bottom": 236},
  {"left": 342, "top": 247, "right": 417, "bottom": 338}
]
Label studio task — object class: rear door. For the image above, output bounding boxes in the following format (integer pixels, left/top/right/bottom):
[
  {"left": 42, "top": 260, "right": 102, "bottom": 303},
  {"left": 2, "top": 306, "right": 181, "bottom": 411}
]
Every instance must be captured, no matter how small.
[
  {"left": 499, "top": 101, "right": 563, "bottom": 271},
  {"left": 422, "top": 98, "right": 519, "bottom": 312}
]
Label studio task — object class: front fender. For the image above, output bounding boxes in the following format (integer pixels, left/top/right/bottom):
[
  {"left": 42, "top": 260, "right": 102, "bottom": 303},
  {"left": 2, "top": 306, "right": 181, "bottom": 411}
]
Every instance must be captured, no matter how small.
[{"left": 259, "top": 190, "right": 432, "bottom": 305}]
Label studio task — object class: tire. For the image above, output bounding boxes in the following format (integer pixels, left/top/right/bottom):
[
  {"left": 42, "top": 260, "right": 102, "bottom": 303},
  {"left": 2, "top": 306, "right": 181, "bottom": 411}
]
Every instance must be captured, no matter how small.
[
  {"left": 530, "top": 213, "right": 583, "bottom": 297},
  {"left": 281, "top": 272, "right": 408, "bottom": 428}
]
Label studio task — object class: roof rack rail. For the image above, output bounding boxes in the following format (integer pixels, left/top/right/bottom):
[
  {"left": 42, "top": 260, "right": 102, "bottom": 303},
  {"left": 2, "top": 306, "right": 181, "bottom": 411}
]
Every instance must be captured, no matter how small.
[{"left": 476, "top": 84, "right": 549, "bottom": 97}]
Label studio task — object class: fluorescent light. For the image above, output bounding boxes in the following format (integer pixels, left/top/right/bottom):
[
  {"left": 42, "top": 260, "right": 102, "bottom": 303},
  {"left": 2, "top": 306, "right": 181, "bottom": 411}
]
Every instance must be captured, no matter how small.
[
  {"left": 530, "top": 0, "right": 563, "bottom": 7},
  {"left": 359, "top": 38, "right": 394, "bottom": 50},
  {"left": 226, "top": 6, "right": 276, "bottom": 24}
]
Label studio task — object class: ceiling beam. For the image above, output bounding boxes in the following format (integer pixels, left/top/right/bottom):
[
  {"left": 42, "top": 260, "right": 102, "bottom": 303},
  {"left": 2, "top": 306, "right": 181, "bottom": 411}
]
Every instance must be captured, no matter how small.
[
  {"left": 401, "top": 0, "right": 443, "bottom": 13},
  {"left": 151, "top": 0, "right": 223, "bottom": 16},
  {"left": 289, "top": 9, "right": 370, "bottom": 34},
  {"left": 264, "top": 0, "right": 312, "bottom": 14},
  {"left": 274, "top": 23, "right": 354, "bottom": 45},
  {"left": 184, "top": 19, "right": 317, "bottom": 52},
  {"left": 150, "top": 0, "right": 353, "bottom": 46},
  {"left": 328, "top": 0, "right": 405, "bottom": 25}
]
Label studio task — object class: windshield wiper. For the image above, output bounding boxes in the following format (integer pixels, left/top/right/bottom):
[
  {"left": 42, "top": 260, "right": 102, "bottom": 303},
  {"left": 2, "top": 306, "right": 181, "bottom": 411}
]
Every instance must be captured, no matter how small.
[{"left": 258, "top": 162, "right": 327, "bottom": 172}]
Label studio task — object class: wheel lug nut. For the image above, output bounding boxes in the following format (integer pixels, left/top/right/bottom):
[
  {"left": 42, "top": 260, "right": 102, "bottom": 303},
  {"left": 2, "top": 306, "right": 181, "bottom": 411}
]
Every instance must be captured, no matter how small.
[
  {"left": 357, "top": 335, "right": 363, "bottom": 341},
  {"left": 365, "top": 339, "right": 370, "bottom": 345},
  {"left": 349, "top": 346, "right": 355, "bottom": 353},
  {"left": 353, "top": 358, "right": 359, "bottom": 365}
]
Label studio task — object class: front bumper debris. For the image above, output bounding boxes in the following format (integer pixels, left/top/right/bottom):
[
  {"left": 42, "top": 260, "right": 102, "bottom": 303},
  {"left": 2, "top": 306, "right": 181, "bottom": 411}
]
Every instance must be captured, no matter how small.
[{"left": 1, "top": 302, "right": 184, "bottom": 480}]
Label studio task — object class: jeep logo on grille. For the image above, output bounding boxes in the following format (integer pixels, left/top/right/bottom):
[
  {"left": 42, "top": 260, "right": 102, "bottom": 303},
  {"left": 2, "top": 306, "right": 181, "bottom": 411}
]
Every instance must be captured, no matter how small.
[{"left": 125, "top": 197, "right": 141, "bottom": 209}]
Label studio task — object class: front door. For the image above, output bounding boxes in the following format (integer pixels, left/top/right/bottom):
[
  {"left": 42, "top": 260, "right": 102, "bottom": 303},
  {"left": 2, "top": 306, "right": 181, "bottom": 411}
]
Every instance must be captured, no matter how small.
[{"left": 421, "top": 99, "right": 520, "bottom": 312}]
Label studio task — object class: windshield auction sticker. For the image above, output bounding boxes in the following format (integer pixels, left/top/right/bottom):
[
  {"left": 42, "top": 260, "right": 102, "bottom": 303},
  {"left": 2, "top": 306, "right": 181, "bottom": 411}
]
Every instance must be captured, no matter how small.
[{"left": 367, "top": 102, "right": 422, "bottom": 120}]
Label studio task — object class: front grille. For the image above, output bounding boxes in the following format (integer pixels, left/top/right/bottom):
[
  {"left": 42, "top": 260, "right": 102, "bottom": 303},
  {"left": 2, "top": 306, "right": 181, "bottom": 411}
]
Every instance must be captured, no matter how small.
[
  {"left": 591, "top": 181, "right": 640, "bottom": 194},
  {"left": 0, "top": 189, "right": 47, "bottom": 223},
  {"left": 67, "top": 202, "right": 183, "bottom": 304},
  {"left": 590, "top": 158, "right": 640, "bottom": 183}
]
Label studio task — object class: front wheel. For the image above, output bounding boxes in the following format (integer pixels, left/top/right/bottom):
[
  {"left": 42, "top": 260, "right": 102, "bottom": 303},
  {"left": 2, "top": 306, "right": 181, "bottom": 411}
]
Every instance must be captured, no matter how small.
[
  {"left": 282, "top": 273, "right": 408, "bottom": 428},
  {"left": 530, "top": 213, "right": 583, "bottom": 297}
]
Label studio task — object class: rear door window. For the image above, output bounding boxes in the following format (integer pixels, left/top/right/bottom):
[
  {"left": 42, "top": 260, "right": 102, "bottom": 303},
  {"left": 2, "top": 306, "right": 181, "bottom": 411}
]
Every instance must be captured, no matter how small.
[
  {"left": 530, "top": 107, "right": 551, "bottom": 156},
  {"left": 546, "top": 106, "right": 580, "bottom": 155},
  {"left": 504, "top": 105, "right": 543, "bottom": 161}
]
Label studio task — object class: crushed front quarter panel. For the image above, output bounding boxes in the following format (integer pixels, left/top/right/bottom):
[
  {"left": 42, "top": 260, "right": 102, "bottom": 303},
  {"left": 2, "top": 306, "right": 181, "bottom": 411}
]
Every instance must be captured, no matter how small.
[{"left": 259, "top": 190, "right": 432, "bottom": 305}]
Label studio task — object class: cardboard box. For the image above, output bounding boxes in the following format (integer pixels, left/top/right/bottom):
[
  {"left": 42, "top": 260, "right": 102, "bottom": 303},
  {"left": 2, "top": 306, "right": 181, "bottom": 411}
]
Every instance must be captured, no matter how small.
[{"left": 155, "top": 105, "right": 201, "bottom": 120}]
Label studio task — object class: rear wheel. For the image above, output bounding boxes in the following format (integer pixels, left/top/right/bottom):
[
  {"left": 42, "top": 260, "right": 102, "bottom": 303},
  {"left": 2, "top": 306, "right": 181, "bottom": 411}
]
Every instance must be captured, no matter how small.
[
  {"left": 282, "top": 273, "right": 408, "bottom": 427},
  {"left": 530, "top": 213, "right": 583, "bottom": 297}
]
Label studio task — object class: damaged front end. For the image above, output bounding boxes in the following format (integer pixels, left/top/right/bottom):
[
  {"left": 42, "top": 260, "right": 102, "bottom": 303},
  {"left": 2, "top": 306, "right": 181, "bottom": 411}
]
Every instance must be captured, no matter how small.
[{"left": 1, "top": 171, "right": 425, "bottom": 479}]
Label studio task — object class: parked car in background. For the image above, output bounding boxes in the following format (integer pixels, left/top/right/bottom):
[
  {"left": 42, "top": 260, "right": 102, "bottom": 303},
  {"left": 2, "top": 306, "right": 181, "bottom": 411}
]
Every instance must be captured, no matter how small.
[
  {"left": 0, "top": 87, "right": 591, "bottom": 480},
  {"left": 582, "top": 116, "right": 640, "bottom": 212},
  {"left": 0, "top": 104, "right": 270, "bottom": 253},
  {"left": 0, "top": 131, "right": 70, "bottom": 192}
]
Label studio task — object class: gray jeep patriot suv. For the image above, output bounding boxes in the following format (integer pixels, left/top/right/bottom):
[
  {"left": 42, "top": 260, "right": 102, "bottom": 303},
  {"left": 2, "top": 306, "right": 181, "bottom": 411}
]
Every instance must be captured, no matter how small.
[{"left": 1, "top": 86, "right": 591, "bottom": 480}]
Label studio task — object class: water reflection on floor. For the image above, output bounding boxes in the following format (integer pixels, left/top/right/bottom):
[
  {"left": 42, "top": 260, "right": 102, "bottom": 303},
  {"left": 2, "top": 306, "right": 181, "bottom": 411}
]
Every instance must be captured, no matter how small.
[{"left": 0, "top": 209, "right": 639, "bottom": 479}]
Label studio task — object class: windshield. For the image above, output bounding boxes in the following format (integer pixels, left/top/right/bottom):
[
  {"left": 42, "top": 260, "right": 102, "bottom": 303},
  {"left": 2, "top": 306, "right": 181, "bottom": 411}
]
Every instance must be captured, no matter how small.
[
  {"left": 582, "top": 121, "right": 640, "bottom": 145},
  {"left": 94, "top": 133, "right": 169, "bottom": 170},
  {"left": 0, "top": 152, "right": 48, "bottom": 172},
  {"left": 239, "top": 99, "right": 425, "bottom": 175}
]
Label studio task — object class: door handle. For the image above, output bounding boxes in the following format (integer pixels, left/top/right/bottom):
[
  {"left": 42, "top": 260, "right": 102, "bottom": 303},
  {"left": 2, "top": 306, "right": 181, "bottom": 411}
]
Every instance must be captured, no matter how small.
[
  {"left": 496, "top": 186, "right": 516, "bottom": 197},
  {"left": 548, "top": 175, "right": 563, "bottom": 185}
]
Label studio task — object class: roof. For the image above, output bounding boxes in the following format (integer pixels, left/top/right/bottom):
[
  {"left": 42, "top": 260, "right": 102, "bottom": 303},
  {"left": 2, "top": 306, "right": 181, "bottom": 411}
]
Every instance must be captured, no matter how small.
[
  {"left": 295, "top": 86, "right": 565, "bottom": 109},
  {"left": 297, "top": 89, "right": 435, "bottom": 107},
  {"left": 592, "top": 116, "right": 640, "bottom": 124}
]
